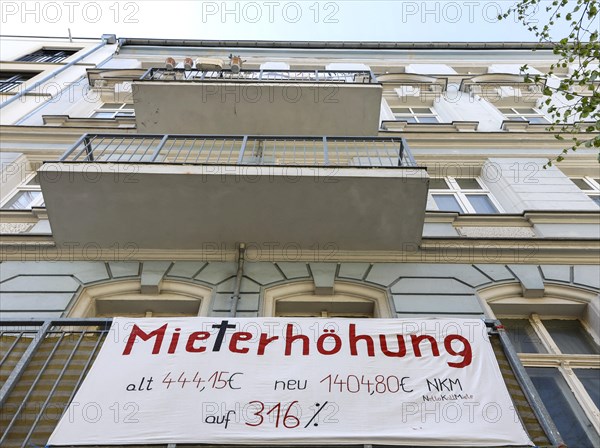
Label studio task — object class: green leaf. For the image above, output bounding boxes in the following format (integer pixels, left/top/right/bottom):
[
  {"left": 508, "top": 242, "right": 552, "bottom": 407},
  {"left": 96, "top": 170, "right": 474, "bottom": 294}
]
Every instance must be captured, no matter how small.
[{"left": 501, "top": 0, "right": 600, "bottom": 165}]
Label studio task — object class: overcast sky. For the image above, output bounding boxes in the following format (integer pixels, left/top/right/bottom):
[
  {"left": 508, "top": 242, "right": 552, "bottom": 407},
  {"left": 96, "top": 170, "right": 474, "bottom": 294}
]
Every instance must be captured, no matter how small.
[{"left": 1, "top": 1, "right": 571, "bottom": 42}]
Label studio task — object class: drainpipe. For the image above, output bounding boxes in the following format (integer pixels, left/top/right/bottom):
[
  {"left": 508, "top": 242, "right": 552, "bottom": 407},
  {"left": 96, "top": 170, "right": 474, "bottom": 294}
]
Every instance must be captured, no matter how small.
[
  {"left": 0, "top": 35, "right": 114, "bottom": 110},
  {"left": 229, "top": 243, "right": 246, "bottom": 317}
]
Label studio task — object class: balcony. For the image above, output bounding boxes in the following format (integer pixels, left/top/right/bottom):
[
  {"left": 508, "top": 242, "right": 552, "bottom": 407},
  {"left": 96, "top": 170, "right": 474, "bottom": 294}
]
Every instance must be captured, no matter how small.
[
  {"left": 132, "top": 69, "right": 383, "bottom": 136},
  {"left": 39, "top": 134, "right": 428, "bottom": 250}
]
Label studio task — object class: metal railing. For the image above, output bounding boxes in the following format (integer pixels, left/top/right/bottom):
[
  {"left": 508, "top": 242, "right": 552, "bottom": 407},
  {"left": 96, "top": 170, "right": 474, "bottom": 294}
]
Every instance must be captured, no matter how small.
[
  {"left": 0, "top": 78, "right": 26, "bottom": 93},
  {"left": 58, "top": 134, "right": 416, "bottom": 168},
  {"left": 0, "top": 319, "right": 111, "bottom": 448},
  {"left": 139, "top": 68, "right": 376, "bottom": 84},
  {"left": 16, "top": 50, "right": 76, "bottom": 63}
]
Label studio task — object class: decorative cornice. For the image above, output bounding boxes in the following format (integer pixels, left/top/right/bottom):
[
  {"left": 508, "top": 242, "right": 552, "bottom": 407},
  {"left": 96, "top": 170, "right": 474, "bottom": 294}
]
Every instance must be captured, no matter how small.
[
  {"left": 526, "top": 212, "right": 600, "bottom": 225},
  {"left": 0, "top": 236, "right": 598, "bottom": 263},
  {"left": 0, "top": 125, "right": 596, "bottom": 151}
]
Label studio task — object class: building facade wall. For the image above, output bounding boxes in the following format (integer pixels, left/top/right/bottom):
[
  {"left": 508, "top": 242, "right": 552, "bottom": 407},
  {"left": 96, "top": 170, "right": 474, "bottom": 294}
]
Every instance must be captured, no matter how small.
[{"left": 0, "top": 36, "right": 598, "bottom": 447}]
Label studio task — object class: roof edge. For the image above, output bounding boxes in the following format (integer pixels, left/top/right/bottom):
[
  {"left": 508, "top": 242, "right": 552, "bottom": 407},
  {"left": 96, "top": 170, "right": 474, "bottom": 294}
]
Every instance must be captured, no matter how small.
[
  {"left": 0, "top": 35, "right": 561, "bottom": 50},
  {"left": 118, "top": 38, "right": 557, "bottom": 51}
]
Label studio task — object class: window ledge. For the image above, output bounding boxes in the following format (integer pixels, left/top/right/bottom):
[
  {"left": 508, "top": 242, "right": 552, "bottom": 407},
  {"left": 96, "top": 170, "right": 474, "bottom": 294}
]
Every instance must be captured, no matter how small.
[
  {"left": 42, "top": 115, "right": 136, "bottom": 128},
  {"left": 502, "top": 120, "right": 530, "bottom": 131},
  {"left": 456, "top": 226, "right": 537, "bottom": 238},
  {"left": 382, "top": 120, "right": 478, "bottom": 132},
  {"left": 426, "top": 210, "right": 600, "bottom": 225}
]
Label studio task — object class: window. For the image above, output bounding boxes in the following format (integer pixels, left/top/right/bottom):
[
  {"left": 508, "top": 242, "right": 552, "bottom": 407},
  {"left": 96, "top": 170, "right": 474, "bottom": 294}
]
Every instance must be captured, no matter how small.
[
  {"left": 392, "top": 106, "right": 440, "bottom": 123},
  {"left": 498, "top": 107, "right": 550, "bottom": 124},
  {"left": 0, "top": 71, "right": 37, "bottom": 93},
  {"left": 66, "top": 280, "right": 212, "bottom": 317},
  {"left": 90, "top": 103, "right": 135, "bottom": 119},
  {"left": 263, "top": 282, "right": 392, "bottom": 318},
  {"left": 17, "top": 48, "right": 78, "bottom": 63},
  {"left": 482, "top": 285, "right": 600, "bottom": 448},
  {"left": 502, "top": 316, "right": 600, "bottom": 448},
  {"left": 0, "top": 173, "right": 44, "bottom": 210},
  {"left": 429, "top": 177, "right": 501, "bottom": 214},
  {"left": 571, "top": 177, "right": 600, "bottom": 207}
]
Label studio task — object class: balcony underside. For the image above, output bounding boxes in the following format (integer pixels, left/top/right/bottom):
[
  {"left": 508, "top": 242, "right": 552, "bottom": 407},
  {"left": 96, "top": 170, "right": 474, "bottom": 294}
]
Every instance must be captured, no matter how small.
[
  {"left": 39, "top": 164, "right": 428, "bottom": 250},
  {"left": 132, "top": 82, "right": 383, "bottom": 136}
]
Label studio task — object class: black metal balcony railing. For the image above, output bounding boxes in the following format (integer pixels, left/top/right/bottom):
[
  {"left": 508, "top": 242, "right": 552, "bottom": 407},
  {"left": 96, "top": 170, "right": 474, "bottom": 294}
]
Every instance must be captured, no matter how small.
[
  {"left": 17, "top": 49, "right": 77, "bottom": 63},
  {"left": 139, "top": 68, "right": 377, "bottom": 84},
  {"left": 59, "top": 134, "right": 416, "bottom": 167},
  {"left": 0, "top": 81, "right": 22, "bottom": 93},
  {"left": 0, "top": 74, "right": 29, "bottom": 93}
]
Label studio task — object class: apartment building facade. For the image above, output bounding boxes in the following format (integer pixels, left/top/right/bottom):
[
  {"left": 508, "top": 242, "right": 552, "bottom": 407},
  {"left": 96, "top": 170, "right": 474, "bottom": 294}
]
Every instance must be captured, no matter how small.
[{"left": 0, "top": 35, "right": 599, "bottom": 447}]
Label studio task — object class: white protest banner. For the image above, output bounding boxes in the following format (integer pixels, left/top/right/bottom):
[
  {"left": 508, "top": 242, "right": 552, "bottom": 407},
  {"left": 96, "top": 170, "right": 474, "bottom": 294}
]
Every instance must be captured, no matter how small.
[{"left": 49, "top": 317, "right": 533, "bottom": 446}]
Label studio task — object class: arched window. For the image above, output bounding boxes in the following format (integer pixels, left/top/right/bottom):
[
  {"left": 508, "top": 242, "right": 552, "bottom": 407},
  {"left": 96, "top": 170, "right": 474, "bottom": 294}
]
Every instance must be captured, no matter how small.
[
  {"left": 65, "top": 280, "right": 212, "bottom": 317},
  {"left": 263, "top": 281, "right": 393, "bottom": 318},
  {"left": 480, "top": 283, "right": 600, "bottom": 448}
]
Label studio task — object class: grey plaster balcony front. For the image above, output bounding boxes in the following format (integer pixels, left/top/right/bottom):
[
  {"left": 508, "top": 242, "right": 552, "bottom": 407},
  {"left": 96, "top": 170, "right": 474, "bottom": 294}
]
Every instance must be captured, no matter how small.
[
  {"left": 39, "top": 134, "right": 428, "bottom": 250},
  {"left": 132, "top": 69, "right": 382, "bottom": 136}
]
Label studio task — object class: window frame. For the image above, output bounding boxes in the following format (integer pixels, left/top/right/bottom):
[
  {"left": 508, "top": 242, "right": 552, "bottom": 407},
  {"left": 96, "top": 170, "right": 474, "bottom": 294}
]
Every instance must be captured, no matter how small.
[
  {"left": 429, "top": 176, "right": 503, "bottom": 214},
  {"left": 482, "top": 284, "right": 600, "bottom": 440},
  {"left": 0, "top": 172, "right": 44, "bottom": 210},
  {"left": 392, "top": 106, "right": 441, "bottom": 123},
  {"left": 570, "top": 177, "right": 600, "bottom": 206},
  {"left": 262, "top": 281, "right": 393, "bottom": 318},
  {"left": 506, "top": 314, "right": 600, "bottom": 437},
  {"left": 497, "top": 106, "right": 550, "bottom": 124},
  {"left": 89, "top": 103, "right": 135, "bottom": 119},
  {"left": 65, "top": 280, "right": 212, "bottom": 318}
]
